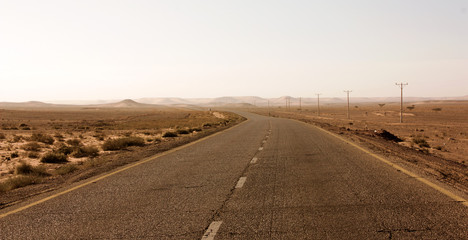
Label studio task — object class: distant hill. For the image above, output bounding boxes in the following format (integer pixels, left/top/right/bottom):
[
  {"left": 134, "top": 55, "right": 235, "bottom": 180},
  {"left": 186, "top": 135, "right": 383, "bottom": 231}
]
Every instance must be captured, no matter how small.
[
  {"left": 0, "top": 101, "right": 70, "bottom": 109},
  {"left": 0, "top": 99, "right": 165, "bottom": 110},
  {"left": 94, "top": 99, "right": 166, "bottom": 108}
]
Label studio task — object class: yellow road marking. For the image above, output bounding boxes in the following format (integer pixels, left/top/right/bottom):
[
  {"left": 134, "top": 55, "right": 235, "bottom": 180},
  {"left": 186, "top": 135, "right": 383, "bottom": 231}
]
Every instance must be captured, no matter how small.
[
  {"left": 296, "top": 119, "right": 468, "bottom": 207},
  {"left": 0, "top": 119, "right": 250, "bottom": 219}
]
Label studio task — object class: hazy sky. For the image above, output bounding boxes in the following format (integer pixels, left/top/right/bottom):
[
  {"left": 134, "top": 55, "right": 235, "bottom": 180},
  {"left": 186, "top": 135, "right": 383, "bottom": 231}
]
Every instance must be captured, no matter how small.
[{"left": 1, "top": 0, "right": 467, "bottom": 102}]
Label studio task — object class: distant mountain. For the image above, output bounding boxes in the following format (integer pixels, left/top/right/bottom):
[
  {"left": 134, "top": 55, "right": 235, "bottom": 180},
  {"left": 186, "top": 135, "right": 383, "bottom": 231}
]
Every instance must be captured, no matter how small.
[{"left": 95, "top": 99, "right": 165, "bottom": 108}]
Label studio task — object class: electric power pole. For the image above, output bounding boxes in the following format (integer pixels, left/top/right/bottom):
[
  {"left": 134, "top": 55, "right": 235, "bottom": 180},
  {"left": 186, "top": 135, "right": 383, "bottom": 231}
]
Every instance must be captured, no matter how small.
[
  {"left": 299, "top": 97, "right": 302, "bottom": 111},
  {"left": 344, "top": 90, "right": 352, "bottom": 119},
  {"left": 396, "top": 82, "right": 408, "bottom": 123},
  {"left": 267, "top": 99, "right": 270, "bottom": 116},
  {"left": 316, "top": 94, "right": 321, "bottom": 116}
]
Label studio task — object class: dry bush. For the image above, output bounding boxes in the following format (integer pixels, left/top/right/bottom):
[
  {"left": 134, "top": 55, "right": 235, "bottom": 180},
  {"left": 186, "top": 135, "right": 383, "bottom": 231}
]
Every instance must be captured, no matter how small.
[
  {"left": 102, "top": 137, "right": 145, "bottom": 151},
  {"left": 0, "top": 175, "right": 40, "bottom": 192},
  {"left": 72, "top": 145, "right": 99, "bottom": 158},
  {"left": 12, "top": 135, "right": 23, "bottom": 143},
  {"left": 162, "top": 131, "right": 178, "bottom": 138},
  {"left": 93, "top": 131, "right": 106, "bottom": 141},
  {"left": 176, "top": 129, "right": 190, "bottom": 135},
  {"left": 28, "top": 152, "right": 39, "bottom": 158},
  {"left": 22, "top": 142, "right": 41, "bottom": 151},
  {"left": 190, "top": 127, "right": 202, "bottom": 132},
  {"left": 412, "top": 137, "right": 430, "bottom": 148},
  {"left": 55, "top": 165, "right": 78, "bottom": 175},
  {"left": 30, "top": 132, "right": 55, "bottom": 145},
  {"left": 15, "top": 162, "right": 49, "bottom": 176},
  {"left": 41, "top": 152, "right": 68, "bottom": 163},
  {"left": 56, "top": 144, "right": 74, "bottom": 155},
  {"left": 10, "top": 152, "right": 19, "bottom": 159},
  {"left": 0, "top": 133, "right": 5, "bottom": 140},
  {"left": 54, "top": 133, "right": 65, "bottom": 141},
  {"left": 66, "top": 138, "right": 82, "bottom": 147}
]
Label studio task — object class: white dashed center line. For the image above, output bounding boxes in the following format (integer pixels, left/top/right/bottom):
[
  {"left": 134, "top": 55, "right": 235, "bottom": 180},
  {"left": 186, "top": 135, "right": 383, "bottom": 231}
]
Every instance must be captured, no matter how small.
[
  {"left": 235, "top": 177, "right": 247, "bottom": 189},
  {"left": 250, "top": 157, "right": 258, "bottom": 164},
  {"left": 258, "top": 147, "right": 263, "bottom": 151},
  {"left": 201, "top": 221, "right": 223, "bottom": 240}
]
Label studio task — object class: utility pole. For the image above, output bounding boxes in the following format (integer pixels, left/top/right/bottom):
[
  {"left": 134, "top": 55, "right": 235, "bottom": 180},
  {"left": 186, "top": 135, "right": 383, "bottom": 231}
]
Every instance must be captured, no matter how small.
[
  {"left": 267, "top": 99, "right": 270, "bottom": 116},
  {"left": 316, "top": 94, "right": 321, "bottom": 116},
  {"left": 344, "top": 90, "right": 352, "bottom": 119},
  {"left": 396, "top": 82, "right": 408, "bottom": 123},
  {"left": 299, "top": 97, "right": 302, "bottom": 111}
]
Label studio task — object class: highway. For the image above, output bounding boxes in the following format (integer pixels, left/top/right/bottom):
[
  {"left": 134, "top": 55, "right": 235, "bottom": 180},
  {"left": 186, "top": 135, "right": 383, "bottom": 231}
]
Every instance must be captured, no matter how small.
[{"left": 0, "top": 113, "right": 466, "bottom": 239}]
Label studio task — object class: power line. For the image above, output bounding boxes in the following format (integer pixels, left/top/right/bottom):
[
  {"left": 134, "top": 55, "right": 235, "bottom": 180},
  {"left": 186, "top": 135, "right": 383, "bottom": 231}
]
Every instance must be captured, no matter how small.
[
  {"left": 344, "top": 90, "right": 352, "bottom": 119},
  {"left": 395, "top": 82, "right": 408, "bottom": 123}
]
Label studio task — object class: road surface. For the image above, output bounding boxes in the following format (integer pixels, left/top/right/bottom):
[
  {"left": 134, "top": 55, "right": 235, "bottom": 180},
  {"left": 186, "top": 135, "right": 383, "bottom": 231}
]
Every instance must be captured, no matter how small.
[{"left": 0, "top": 112, "right": 466, "bottom": 239}]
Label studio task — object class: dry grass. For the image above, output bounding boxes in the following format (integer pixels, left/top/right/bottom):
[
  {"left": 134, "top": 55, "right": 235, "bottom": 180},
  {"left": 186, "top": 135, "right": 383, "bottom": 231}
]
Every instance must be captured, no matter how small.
[
  {"left": 54, "top": 164, "right": 78, "bottom": 175},
  {"left": 15, "top": 161, "right": 49, "bottom": 176},
  {"left": 0, "top": 175, "right": 40, "bottom": 192},
  {"left": 41, "top": 152, "right": 68, "bottom": 163},
  {"left": 102, "top": 137, "right": 145, "bottom": 151}
]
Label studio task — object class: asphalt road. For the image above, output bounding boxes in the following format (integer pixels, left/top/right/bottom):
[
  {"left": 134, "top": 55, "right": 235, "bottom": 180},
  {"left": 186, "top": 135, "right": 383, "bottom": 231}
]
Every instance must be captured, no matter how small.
[{"left": 0, "top": 113, "right": 466, "bottom": 239}]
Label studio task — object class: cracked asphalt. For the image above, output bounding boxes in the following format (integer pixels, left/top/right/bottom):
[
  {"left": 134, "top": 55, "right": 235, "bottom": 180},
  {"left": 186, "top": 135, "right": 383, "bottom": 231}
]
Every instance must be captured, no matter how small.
[{"left": 0, "top": 112, "right": 466, "bottom": 239}]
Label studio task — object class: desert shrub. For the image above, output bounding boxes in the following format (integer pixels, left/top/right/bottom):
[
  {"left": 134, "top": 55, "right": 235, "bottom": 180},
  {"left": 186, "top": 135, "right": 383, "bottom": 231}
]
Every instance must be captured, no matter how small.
[
  {"left": 203, "top": 123, "right": 212, "bottom": 128},
  {"left": 41, "top": 152, "right": 68, "bottom": 163},
  {"left": 434, "top": 146, "right": 443, "bottom": 151},
  {"left": 15, "top": 162, "right": 49, "bottom": 176},
  {"left": 12, "top": 135, "right": 23, "bottom": 142},
  {"left": 102, "top": 137, "right": 145, "bottom": 151},
  {"left": 0, "top": 133, "right": 5, "bottom": 139},
  {"left": 413, "top": 137, "right": 430, "bottom": 148},
  {"left": 377, "top": 130, "right": 402, "bottom": 142},
  {"left": 176, "top": 129, "right": 190, "bottom": 135},
  {"left": 30, "top": 133, "right": 55, "bottom": 145},
  {"left": 190, "top": 127, "right": 202, "bottom": 132},
  {"left": 123, "top": 131, "right": 132, "bottom": 137},
  {"left": 66, "top": 138, "right": 82, "bottom": 147},
  {"left": 54, "top": 133, "right": 65, "bottom": 141},
  {"left": 162, "top": 131, "right": 178, "bottom": 138},
  {"left": 10, "top": 152, "right": 19, "bottom": 158},
  {"left": 56, "top": 144, "right": 74, "bottom": 155},
  {"left": 93, "top": 132, "right": 106, "bottom": 141},
  {"left": 72, "top": 145, "right": 99, "bottom": 158},
  {"left": 432, "top": 108, "right": 442, "bottom": 112},
  {"left": 28, "top": 152, "right": 39, "bottom": 158},
  {"left": 0, "top": 175, "right": 39, "bottom": 192},
  {"left": 22, "top": 142, "right": 41, "bottom": 151},
  {"left": 55, "top": 165, "right": 78, "bottom": 175}
]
